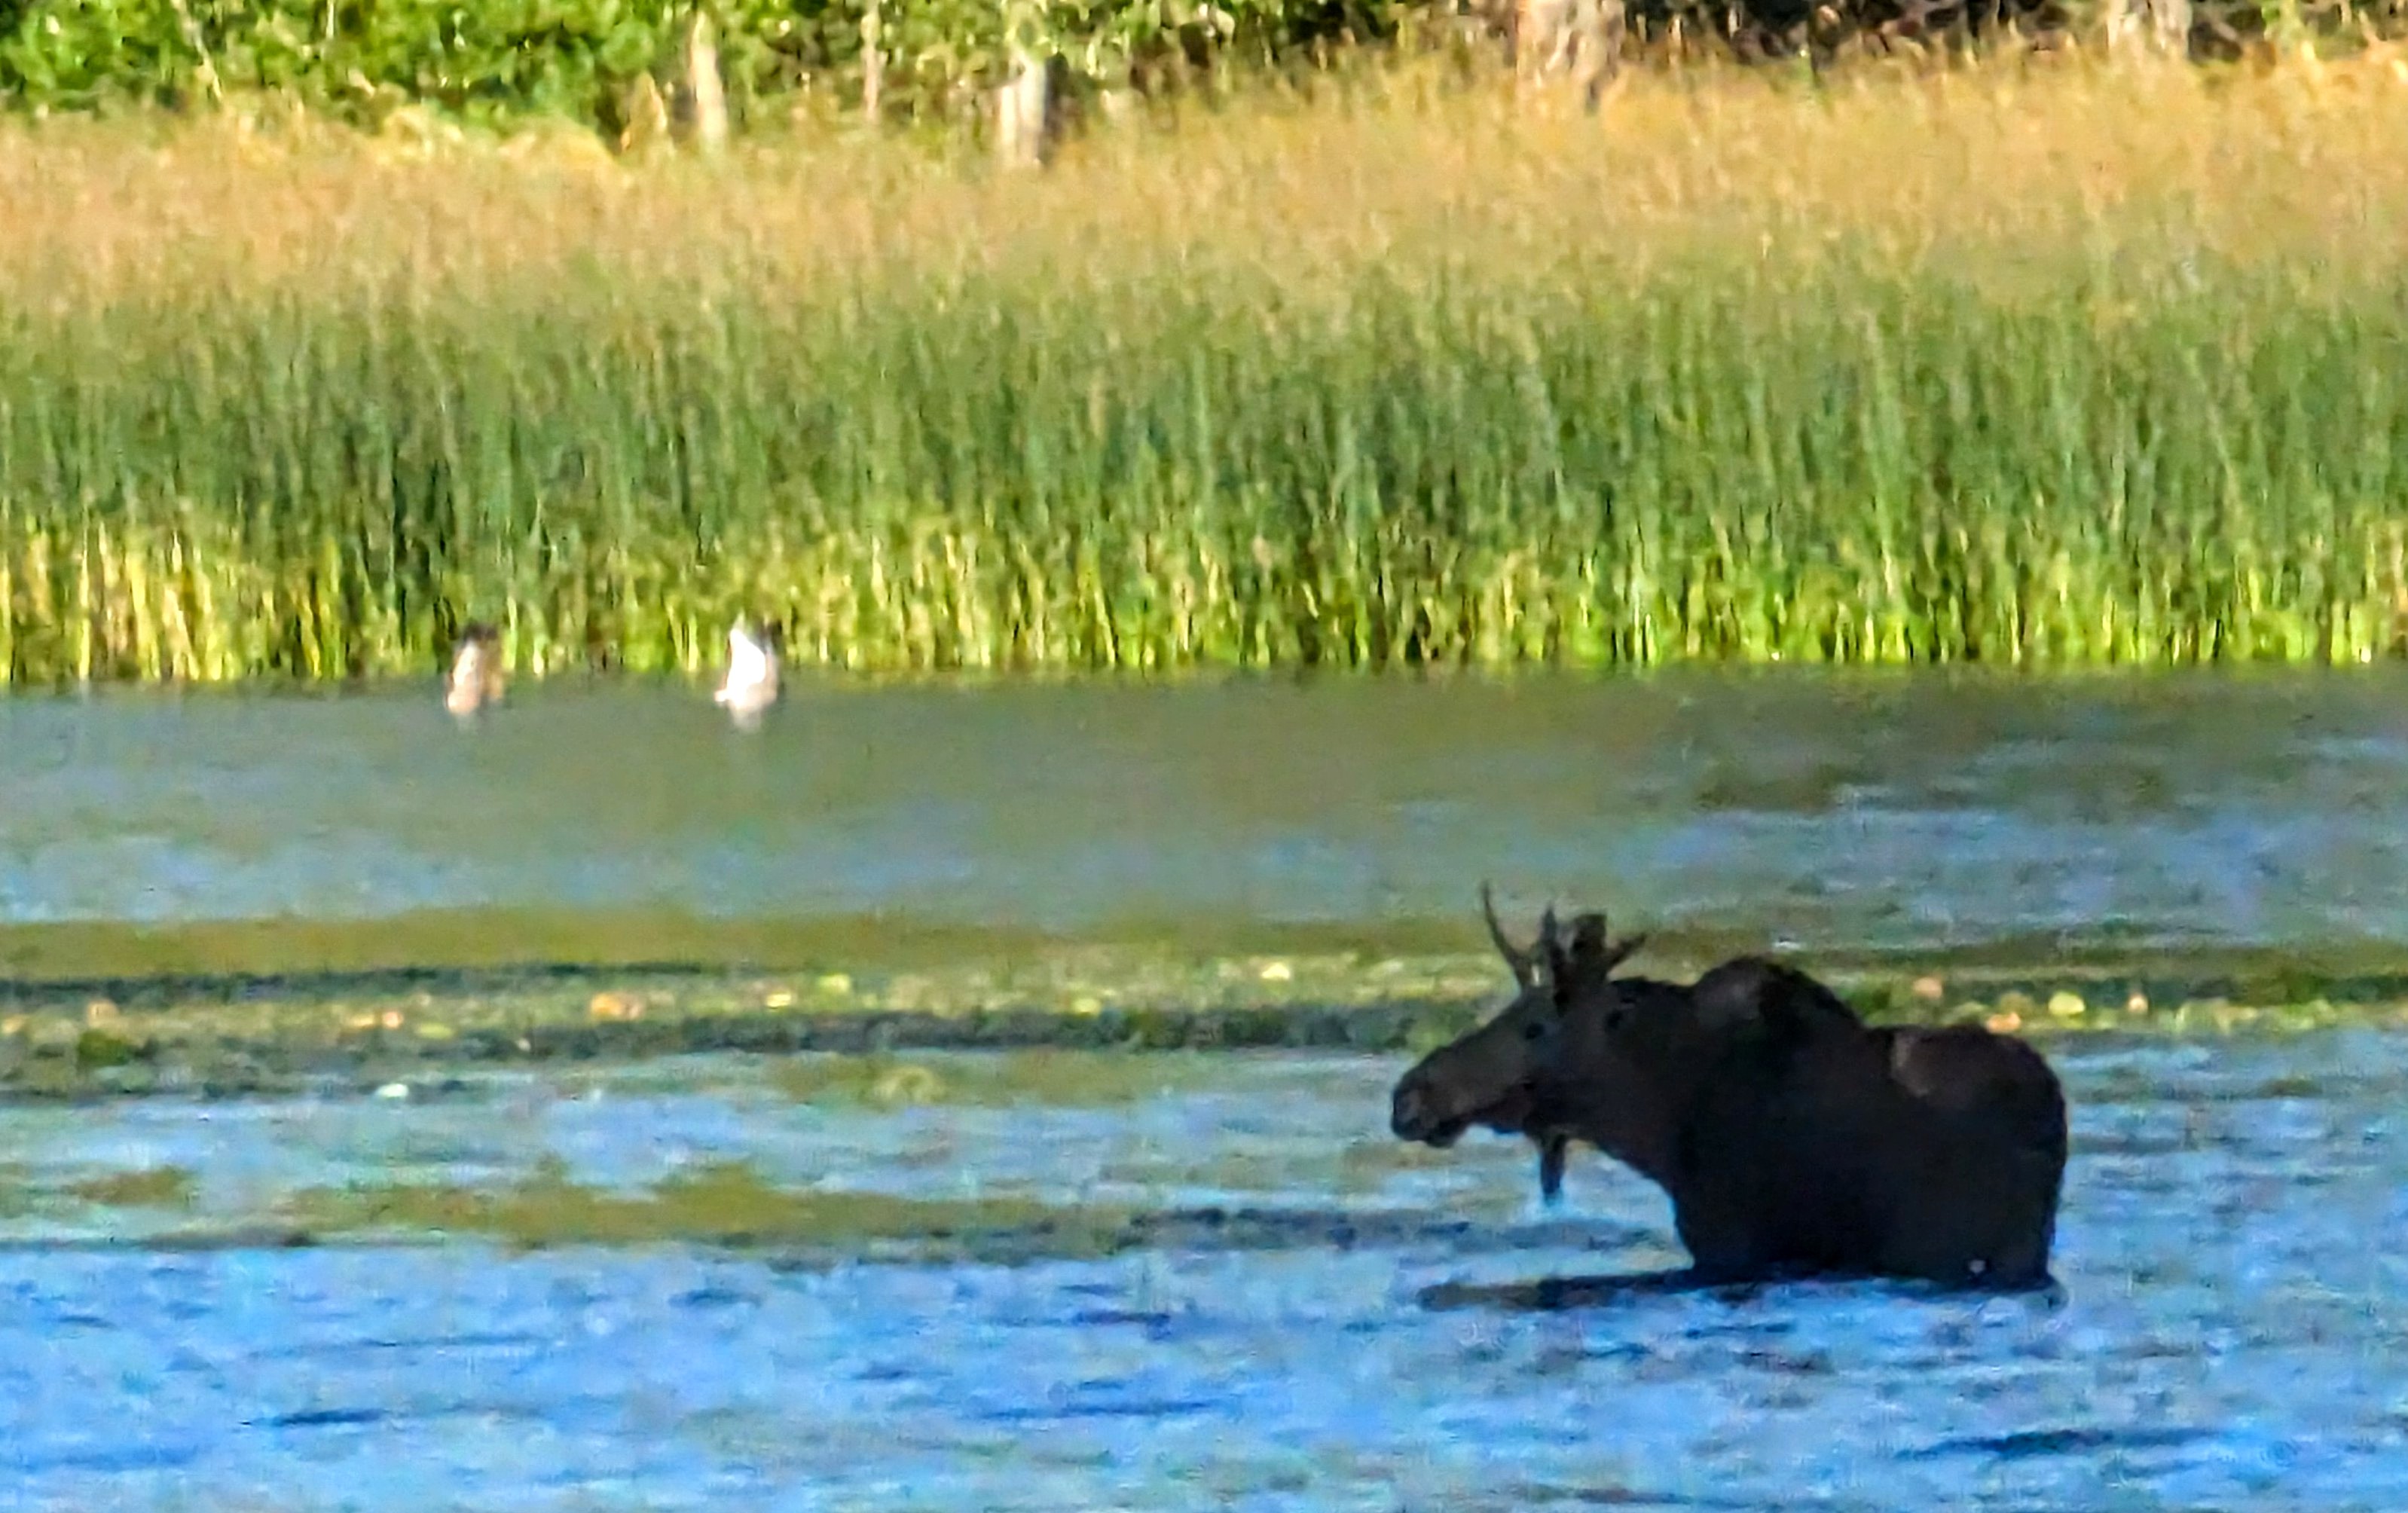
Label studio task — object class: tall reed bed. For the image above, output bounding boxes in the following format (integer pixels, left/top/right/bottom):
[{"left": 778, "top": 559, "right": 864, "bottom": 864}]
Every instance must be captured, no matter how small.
[{"left": 4, "top": 58, "right": 2408, "bottom": 682}]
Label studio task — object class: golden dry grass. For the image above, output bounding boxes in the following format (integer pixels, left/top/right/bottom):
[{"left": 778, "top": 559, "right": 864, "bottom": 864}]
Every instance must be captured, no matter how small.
[{"left": 2, "top": 53, "right": 2402, "bottom": 300}]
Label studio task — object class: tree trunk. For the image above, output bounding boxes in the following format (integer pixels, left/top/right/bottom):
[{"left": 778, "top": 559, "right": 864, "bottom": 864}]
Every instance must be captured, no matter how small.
[
  {"left": 995, "top": 46, "right": 1053, "bottom": 170},
  {"left": 1514, "top": 0, "right": 1623, "bottom": 106},
  {"left": 685, "top": 9, "right": 729, "bottom": 154},
  {"left": 862, "top": 0, "right": 884, "bottom": 123},
  {"left": 166, "top": 0, "right": 225, "bottom": 108},
  {"left": 2104, "top": 0, "right": 2189, "bottom": 57}
]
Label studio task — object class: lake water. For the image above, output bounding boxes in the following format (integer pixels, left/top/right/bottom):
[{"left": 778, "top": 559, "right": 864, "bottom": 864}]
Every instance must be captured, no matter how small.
[
  {"left": 7, "top": 668, "right": 2408, "bottom": 1510},
  {"left": 3, "top": 668, "right": 2408, "bottom": 977},
  {"left": 1, "top": 1034, "right": 2405, "bottom": 1511}
]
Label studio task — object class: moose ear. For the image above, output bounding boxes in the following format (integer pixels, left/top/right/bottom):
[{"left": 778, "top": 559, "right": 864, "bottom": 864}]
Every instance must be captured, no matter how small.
[
  {"left": 1563, "top": 912, "right": 1644, "bottom": 983},
  {"left": 1568, "top": 913, "right": 1609, "bottom": 965},
  {"left": 1548, "top": 911, "right": 1612, "bottom": 1008}
]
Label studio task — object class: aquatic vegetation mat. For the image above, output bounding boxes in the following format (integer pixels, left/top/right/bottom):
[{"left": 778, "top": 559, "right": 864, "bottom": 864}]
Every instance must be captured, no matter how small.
[
  {"left": 5, "top": 62, "right": 2408, "bottom": 681},
  {"left": 0, "top": 1142, "right": 1632, "bottom": 1264},
  {"left": 267, "top": 1159, "right": 1635, "bottom": 1263},
  {"left": 2, "top": 941, "right": 2406, "bottom": 1100}
]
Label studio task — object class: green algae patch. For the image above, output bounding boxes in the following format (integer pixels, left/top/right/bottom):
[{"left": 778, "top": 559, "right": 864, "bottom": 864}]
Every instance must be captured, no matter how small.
[
  {"left": 0, "top": 946, "right": 1500, "bottom": 1102},
  {"left": 0, "top": 1163, "right": 194, "bottom": 1224},
  {"left": 0, "top": 1172, "right": 43, "bottom": 1220},
  {"left": 72, "top": 1029, "right": 147, "bottom": 1071},
  {"left": 264, "top": 1157, "right": 1563, "bottom": 1264},
  {"left": 769, "top": 1049, "right": 1231, "bottom": 1109},
  {"left": 66, "top": 1166, "right": 198, "bottom": 1210},
  {"left": 281, "top": 1159, "right": 1132, "bottom": 1256}
]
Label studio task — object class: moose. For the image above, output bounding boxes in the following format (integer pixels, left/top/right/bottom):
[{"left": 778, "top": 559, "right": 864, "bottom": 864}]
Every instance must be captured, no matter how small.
[{"left": 1391, "top": 888, "right": 2068, "bottom": 1291}]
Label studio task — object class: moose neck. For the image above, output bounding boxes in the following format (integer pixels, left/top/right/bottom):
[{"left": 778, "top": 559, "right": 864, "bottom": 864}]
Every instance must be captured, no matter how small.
[{"left": 1543, "top": 978, "right": 1710, "bottom": 1192}]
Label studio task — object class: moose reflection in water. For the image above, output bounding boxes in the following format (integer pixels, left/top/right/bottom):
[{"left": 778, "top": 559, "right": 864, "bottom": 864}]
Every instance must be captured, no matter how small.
[{"left": 1392, "top": 888, "right": 2068, "bottom": 1292}]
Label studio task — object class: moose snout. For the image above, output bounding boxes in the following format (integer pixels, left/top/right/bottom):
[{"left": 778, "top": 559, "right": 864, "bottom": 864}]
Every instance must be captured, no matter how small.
[{"left": 1391, "top": 1072, "right": 1457, "bottom": 1145}]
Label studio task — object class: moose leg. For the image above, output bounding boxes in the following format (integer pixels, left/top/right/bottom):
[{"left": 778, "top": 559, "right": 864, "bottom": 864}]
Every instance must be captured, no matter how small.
[{"left": 1538, "top": 1132, "right": 1569, "bottom": 1204}]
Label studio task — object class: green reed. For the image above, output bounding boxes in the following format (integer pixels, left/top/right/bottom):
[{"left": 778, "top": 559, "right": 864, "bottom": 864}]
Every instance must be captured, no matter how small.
[{"left": 5, "top": 85, "right": 2406, "bottom": 683}]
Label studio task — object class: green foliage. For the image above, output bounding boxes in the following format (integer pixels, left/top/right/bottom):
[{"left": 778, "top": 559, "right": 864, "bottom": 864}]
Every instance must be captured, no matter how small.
[
  {"left": 0, "top": 0, "right": 1332, "bottom": 129},
  {"left": 5, "top": 0, "right": 750, "bottom": 125},
  {"left": 6, "top": 0, "right": 2408, "bottom": 138}
]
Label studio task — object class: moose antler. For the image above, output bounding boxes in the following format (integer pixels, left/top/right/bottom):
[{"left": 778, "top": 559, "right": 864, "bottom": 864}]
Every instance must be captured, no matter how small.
[
  {"left": 1486, "top": 888, "right": 1649, "bottom": 989},
  {"left": 1479, "top": 881, "right": 1539, "bottom": 988}
]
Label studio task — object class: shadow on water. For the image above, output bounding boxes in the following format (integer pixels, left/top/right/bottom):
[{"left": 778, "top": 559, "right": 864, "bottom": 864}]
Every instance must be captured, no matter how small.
[
  {"left": 1899, "top": 1426, "right": 2215, "bottom": 1461},
  {"left": 1416, "top": 1269, "right": 2073, "bottom": 1314},
  {"left": 1418, "top": 1267, "right": 1757, "bottom": 1310}
]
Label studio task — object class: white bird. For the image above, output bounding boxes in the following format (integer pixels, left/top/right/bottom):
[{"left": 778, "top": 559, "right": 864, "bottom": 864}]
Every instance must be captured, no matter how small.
[
  {"left": 445, "top": 623, "right": 505, "bottom": 720},
  {"left": 714, "top": 619, "right": 781, "bottom": 729}
]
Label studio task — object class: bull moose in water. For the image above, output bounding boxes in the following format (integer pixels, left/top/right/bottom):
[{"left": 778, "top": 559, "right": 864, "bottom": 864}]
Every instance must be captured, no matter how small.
[{"left": 1390, "top": 888, "right": 2069, "bottom": 1291}]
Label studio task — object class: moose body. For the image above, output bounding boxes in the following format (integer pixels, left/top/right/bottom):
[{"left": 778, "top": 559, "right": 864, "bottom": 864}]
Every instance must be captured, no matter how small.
[{"left": 1391, "top": 891, "right": 2067, "bottom": 1291}]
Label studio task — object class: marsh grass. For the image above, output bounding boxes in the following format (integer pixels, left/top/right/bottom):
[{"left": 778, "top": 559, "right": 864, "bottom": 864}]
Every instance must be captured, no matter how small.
[{"left": 7, "top": 55, "right": 2408, "bottom": 680}]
